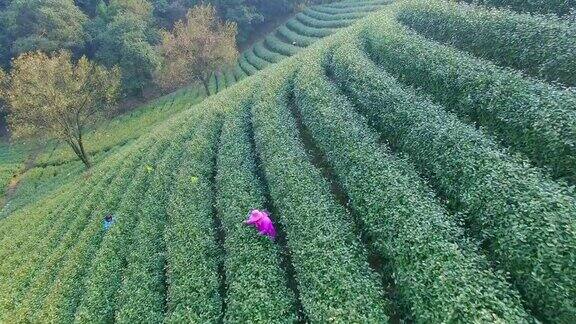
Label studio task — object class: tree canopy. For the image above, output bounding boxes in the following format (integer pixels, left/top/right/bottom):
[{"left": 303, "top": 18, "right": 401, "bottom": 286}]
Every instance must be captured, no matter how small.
[
  {"left": 90, "top": 0, "right": 160, "bottom": 95},
  {"left": 0, "top": 0, "right": 87, "bottom": 65},
  {"left": 0, "top": 0, "right": 329, "bottom": 94},
  {"left": 2, "top": 51, "right": 120, "bottom": 167},
  {"left": 155, "top": 4, "right": 238, "bottom": 93}
]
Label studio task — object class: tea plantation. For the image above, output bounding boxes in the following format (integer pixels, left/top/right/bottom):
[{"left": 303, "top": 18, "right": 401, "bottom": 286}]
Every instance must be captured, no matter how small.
[{"left": 0, "top": 0, "right": 575, "bottom": 322}]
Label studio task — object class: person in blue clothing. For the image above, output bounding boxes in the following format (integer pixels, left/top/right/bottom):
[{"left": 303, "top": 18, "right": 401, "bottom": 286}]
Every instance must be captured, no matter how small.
[{"left": 103, "top": 214, "right": 114, "bottom": 231}]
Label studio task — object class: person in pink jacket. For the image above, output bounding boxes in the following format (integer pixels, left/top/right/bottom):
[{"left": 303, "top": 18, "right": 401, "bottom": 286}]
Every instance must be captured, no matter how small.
[{"left": 245, "top": 209, "right": 276, "bottom": 240}]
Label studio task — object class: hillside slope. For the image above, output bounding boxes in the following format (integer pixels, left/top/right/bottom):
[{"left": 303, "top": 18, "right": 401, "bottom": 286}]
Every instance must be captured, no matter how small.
[
  {"left": 0, "top": 0, "right": 385, "bottom": 217},
  {"left": 1, "top": 0, "right": 575, "bottom": 322}
]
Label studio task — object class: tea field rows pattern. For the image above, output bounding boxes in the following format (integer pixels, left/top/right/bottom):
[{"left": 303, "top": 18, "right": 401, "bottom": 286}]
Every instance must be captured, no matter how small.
[{"left": 1, "top": 0, "right": 575, "bottom": 322}]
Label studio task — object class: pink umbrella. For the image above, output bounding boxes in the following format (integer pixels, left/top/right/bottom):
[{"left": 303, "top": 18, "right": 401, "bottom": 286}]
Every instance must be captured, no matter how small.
[{"left": 245, "top": 209, "right": 277, "bottom": 239}]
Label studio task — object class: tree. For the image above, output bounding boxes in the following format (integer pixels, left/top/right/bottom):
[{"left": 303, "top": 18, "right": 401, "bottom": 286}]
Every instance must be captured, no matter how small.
[
  {"left": 214, "top": 0, "right": 262, "bottom": 43},
  {"left": 0, "top": 0, "right": 87, "bottom": 58},
  {"left": 2, "top": 51, "right": 120, "bottom": 168},
  {"left": 90, "top": 0, "right": 160, "bottom": 96},
  {"left": 155, "top": 4, "right": 237, "bottom": 93},
  {"left": 75, "top": 0, "right": 106, "bottom": 16},
  {"left": 152, "top": 0, "right": 200, "bottom": 29}
]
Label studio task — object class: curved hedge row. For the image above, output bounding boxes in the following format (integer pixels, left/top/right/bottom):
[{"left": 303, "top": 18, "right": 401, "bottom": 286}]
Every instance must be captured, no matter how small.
[
  {"left": 264, "top": 35, "right": 301, "bottom": 57},
  {"left": 114, "top": 115, "right": 205, "bottom": 322},
  {"left": 72, "top": 149, "right": 174, "bottom": 322},
  {"left": 0, "top": 168, "right": 121, "bottom": 321},
  {"left": 397, "top": 1, "right": 576, "bottom": 87},
  {"left": 11, "top": 165, "right": 137, "bottom": 322},
  {"left": 277, "top": 25, "right": 318, "bottom": 47},
  {"left": 73, "top": 106, "right": 206, "bottom": 322},
  {"left": 163, "top": 108, "right": 223, "bottom": 322},
  {"left": 217, "top": 99, "right": 296, "bottom": 322},
  {"left": 0, "top": 183, "right": 75, "bottom": 263},
  {"left": 324, "top": 0, "right": 390, "bottom": 10},
  {"left": 303, "top": 8, "right": 365, "bottom": 21},
  {"left": 363, "top": 13, "right": 576, "bottom": 183},
  {"left": 216, "top": 72, "right": 226, "bottom": 92},
  {"left": 296, "top": 13, "right": 353, "bottom": 29},
  {"left": 238, "top": 54, "right": 258, "bottom": 76},
  {"left": 463, "top": 0, "right": 575, "bottom": 16},
  {"left": 329, "top": 29, "right": 576, "bottom": 322},
  {"left": 314, "top": 3, "right": 386, "bottom": 14},
  {"left": 253, "top": 42, "right": 286, "bottom": 63},
  {"left": 233, "top": 62, "right": 248, "bottom": 80},
  {"left": 252, "top": 66, "right": 389, "bottom": 322},
  {"left": 0, "top": 142, "right": 141, "bottom": 318},
  {"left": 243, "top": 49, "right": 268, "bottom": 70},
  {"left": 208, "top": 72, "right": 218, "bottom": 96},
  {"left": 224, "top": 69, "right": 236, "bottom": 88},
  {"left": 293, "top": 46, "right": 531, "bottom": 323},
  {"left": 219, "top": 0, "right": 391, "bottom": 86},
  {"left": 35, "top": 138, "right": 161, "bottom": 323},
  {"left": 285, "top": 19, "right": 335, "bottom": 38}
]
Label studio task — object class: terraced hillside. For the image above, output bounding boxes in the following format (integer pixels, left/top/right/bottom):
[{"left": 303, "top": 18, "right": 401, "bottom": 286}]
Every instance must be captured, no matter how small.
[
  {"left": 1, "top": 0, "right": 575, "bottom": 323},
  {"left": 0, "top": 0, "right": 387, "bottom": 207},
  {"left": 206, "top": 0, "right": 391, "bottom": 96}
]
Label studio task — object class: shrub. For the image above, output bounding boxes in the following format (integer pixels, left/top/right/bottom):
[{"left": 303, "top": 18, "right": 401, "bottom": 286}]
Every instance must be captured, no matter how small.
[
  {"left": 238, "top": 53, "right": 258, "bottom": 75},
  {"left": 36, "top": 128, "right": 176, "bottom": 323},
  {"left": 264, "top": 35, "right": 301, "bottom": 56},
  {"left": 364, "top": 12, "right": 576, "bottom": 183},
  {"left": 328, "top": 27, "right": 576, "bottom": 322},
  {"left": 244, "top": 48, "right": 269, "bottom": 70},
  {"left": 277, "top": 25, "right": 318, "bottom": 47},
  {"left": 285, "top": 19, "right": 335, "bottom": 38},
  {"left": 292, "top": 45, "right": 531, "bottom": 322},
  {"left": 253, "top": 42, "right": 286, "bottom": 63},
  {"left": 303, "top": 8, "right": 365, "bottom": 21},
  {"left": 252, "top": 64, "right": 389, "bottom": 322},
  {"left": 397, "top": 1, "right": 576, "bottom": 87},
  {"left": 156, "top": 108, "right": 223, "bottom": 323},
  {"left": 296, "top": 13, "right": 352, "bottom": 29},
  {"left": 216, "top": 98, "right": 296, "bottom": 322},
  {"left": 463, "top": 0, "right": 575, "bottom": 16}
]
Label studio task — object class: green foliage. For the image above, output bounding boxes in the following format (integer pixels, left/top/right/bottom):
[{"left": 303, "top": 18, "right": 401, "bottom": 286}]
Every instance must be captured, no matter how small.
[
  {"left": 5, "top": 1, "right": 575, "bottom": 322},
  {"left": 208, "top": 72, "right": 218, "bottom": 95},
  {"left": 5, "top": 51, "right": 120, "bottom": 168},
  {"left": 398, "top": 0, "right": 576, "bottom": 87},
  {"left": 362, "top": 12, "right": 576, "bottom": 183},
  {"left": 224, "top": 68, "right": 237, "bottom": 85},
  {"left": 313, "top": 0, "right": 389, "bottom": 14},
  {"left": 464, "top": 0, "right": 575, "bottom": 16},
  {"left": 303, "top": 7, "right": 365, "bottom": 20},
  {"left": 162, "top": 110, "right": 222, "bottom": 322},
  {"left": 155, "top": 4, "right": 237, "bottom": 93},
  {"left": 277, "top": 25, "right": 318, "bottom": 47},
  {"left": 293, "top": 45, "right": 531, "bottom": 323},
  {"left": 6, "top": 151, "right": 138, "bottom": 322},
  {"left": 295, "top": 12, "right": 353, "bottom": 28},
  {"left": 253, "top": 42, "right": 287, "bottom": 63},
  {"left": 113, "top": 117, "right": 203, "bottom": 322},
  {"left": 264, "top": 35, "right": 301, "bottom": 56},
  {"left": 216, "top": 96, "right": 296, "bottom": 322},
  {"left": 73, "top": 104, "right": 205, "bottom": 322},
  {"left": 0, "top": 0, "right": 87, "bottom": 57},
  {"left": 285, "top": 19, "right": 335, "bottom": 38},
  {"left": 93, "top": 5, "right": 160, "bottom": 95},
  {"left": 329, "top": 22, "right": 576, "bottom": 322},
  {"left": 238, "top": 53, "right": 258, "bottom": 75},
  {"left": 244, "top": 48, "right": 270, "bottom": 70},
  {"left": 233, "top": 62, "right": 248, "bottom": 80},
  {"left": 252, "top": 65, "right": 389, "bottom": 322}
]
